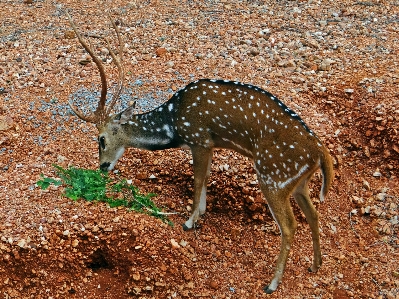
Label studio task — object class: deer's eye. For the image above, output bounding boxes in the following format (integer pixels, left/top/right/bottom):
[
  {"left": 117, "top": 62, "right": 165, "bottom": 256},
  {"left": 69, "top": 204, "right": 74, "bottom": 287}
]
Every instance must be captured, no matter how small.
[{"left": 99, "top": 136, "right": 106, "bottom": 150}]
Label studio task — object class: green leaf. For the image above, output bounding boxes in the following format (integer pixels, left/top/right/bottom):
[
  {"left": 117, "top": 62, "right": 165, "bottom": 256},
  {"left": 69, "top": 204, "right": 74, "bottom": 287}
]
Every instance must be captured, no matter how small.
[{"left": 36, "top": 164, "right": 173, "bottom": 225}]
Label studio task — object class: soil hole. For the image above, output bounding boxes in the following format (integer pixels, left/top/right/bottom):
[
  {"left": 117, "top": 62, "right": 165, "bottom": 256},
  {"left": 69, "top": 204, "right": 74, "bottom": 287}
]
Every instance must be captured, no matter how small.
[{"left": 87, "top": 249, "right": 110, "bottom": 270}]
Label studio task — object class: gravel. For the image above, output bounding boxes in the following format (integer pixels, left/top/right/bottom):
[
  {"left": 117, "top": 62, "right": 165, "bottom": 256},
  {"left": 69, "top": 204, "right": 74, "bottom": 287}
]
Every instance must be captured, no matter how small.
[{"left": 0, "top": 0, "right": 399, "bottom": 298}]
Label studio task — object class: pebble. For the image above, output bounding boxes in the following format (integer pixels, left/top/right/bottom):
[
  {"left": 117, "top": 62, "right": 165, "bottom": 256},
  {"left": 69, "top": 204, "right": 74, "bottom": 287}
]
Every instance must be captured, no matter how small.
[
  {"left": 0, "top": 116, "right": 14, "bottom": 131},
  {"left": 156, "top": 48, "right": 167, "bottom": 57},
  {"left": 170, "top": 239, "right": 180, "bottom": 249},
  {"left": 71, "top": 239, "right": 79, "bottom": 247}
]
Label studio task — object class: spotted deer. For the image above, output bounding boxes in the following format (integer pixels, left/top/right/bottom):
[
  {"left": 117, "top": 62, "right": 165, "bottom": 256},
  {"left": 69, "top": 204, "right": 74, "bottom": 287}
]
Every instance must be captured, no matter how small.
[{"left": 66, "top": 12, "right": 334, "bottom": 294}]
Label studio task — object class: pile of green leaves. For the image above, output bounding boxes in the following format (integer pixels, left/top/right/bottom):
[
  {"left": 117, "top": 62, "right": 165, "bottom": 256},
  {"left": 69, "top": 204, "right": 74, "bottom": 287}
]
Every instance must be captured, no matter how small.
[{"left": 37, "top": 164, "right": 172, "bottom": 225}]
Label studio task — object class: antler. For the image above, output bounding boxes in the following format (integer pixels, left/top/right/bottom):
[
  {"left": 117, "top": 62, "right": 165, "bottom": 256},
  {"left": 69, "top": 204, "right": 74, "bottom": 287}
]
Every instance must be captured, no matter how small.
[{"left": 66, "top": 10, "right": 124, "bottom": 126}]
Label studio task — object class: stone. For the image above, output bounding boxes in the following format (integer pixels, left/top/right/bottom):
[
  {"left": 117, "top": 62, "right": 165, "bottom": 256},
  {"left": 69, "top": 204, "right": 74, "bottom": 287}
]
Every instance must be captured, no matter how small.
[
  {"left": 155, "top": 48, "right": 167, "bottom": 57},
  {"left": 0, "top": 116, "right": 14, "bottom": 131}
]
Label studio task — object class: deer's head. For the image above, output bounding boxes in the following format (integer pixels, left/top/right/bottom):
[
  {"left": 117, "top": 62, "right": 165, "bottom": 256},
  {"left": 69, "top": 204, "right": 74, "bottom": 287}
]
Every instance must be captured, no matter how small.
[{"left": 66, "top": 11, "right": 129, "bottom": 171}]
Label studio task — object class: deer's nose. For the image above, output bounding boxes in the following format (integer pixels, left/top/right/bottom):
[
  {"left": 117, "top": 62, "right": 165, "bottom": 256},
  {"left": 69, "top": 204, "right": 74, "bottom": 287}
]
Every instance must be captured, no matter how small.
[{"left": 100, "top": 162, "right": 111, "bottom": 171}]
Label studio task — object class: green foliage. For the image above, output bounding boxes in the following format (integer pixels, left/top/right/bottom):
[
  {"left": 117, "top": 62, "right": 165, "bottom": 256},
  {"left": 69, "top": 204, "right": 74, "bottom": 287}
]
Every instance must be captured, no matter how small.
[
  {"left": 37, "top": 164, "right": 172, "bottom": 225},
  {"left": 36, "top": 175, "right": 62, "bottom": 190}
]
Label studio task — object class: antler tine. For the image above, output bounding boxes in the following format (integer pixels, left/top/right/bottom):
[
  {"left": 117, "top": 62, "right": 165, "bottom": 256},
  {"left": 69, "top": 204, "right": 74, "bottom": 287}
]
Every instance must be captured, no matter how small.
[
  {"left": 104, "top": 14, "right": 125, "bottom": 117},
  {"left": 65, "top": 10, "right": 108, "bottom": 125}
]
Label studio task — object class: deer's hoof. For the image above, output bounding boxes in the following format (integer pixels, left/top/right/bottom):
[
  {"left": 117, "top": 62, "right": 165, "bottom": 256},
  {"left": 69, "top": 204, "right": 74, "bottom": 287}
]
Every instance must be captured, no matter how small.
[
  {"left": 263, "top": 285, "right": 275, "bottom": 294},
  {"left": 182, "top": 223, "right": 191, "bottom": 231}
]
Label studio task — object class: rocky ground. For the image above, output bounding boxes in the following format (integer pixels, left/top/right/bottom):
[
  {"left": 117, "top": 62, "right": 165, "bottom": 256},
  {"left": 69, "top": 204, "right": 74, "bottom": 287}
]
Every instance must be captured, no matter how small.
[{"left": 0, "top": 0, "right": 398, "bottom": 298}]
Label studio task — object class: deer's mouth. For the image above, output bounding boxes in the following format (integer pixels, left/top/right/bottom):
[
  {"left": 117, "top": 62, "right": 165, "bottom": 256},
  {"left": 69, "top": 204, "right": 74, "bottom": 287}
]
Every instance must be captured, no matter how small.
[{"left": 100, "top": 162, "right": 111, "bottom": 171}]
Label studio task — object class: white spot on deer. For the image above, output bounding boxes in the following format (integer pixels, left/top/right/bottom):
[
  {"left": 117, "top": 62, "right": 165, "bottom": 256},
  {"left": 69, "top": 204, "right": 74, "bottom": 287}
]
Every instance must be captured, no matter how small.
[
  {"left": 278, "top": 164, "right": 309, "bottom": 189},
  {"left": 196, "top": 96, "right": 201, "bottom": 101},
  {"left": 183, "top": 122, "right": 190, "bottom": 127},
  {"left": 222, "top": 137, "right": 252, "bottom": 156},
  {"left": 289, "top": 145, "right": 295, "bottom": 148},
  {"left": 239, "top": 106, "right": 244, "bottom": 111},
  {"left": 253, "top": 112, "right": 256, "bottom": 117},
  {"left": 213, "top": 90, "right": 218, "bottom": 93},
  {"left": 244, "top": 115, "right": 248, "bottom": 120},
  {"left": 250, "top": 95, "right": 254, "bottom": 100},
  {"left": 222, "top": 92, "right": 226, "bottom": 96},
  {"left": 192, "top": 102, "right": 197, "bottom": 107},
  {"left": 163, "top": 124, "right": 174, "bottom": 138},
  {"left": 205, "top": 111, "right": 209, "bottom": 114},
  {"left": 168, "top": 103, "right": 174, "bottom": 111},
  {"left": 209, "top": 85, "right": 213, "bottom": 89},
  {"left": 203, "top": 91, "right": 207, "bottom": 95},
  {"left": 210, "top": 79, "right": 216, "bottom": 82}
]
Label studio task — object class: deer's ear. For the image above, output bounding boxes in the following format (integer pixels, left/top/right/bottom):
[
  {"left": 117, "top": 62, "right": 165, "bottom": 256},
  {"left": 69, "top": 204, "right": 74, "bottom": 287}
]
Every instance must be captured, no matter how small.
[{"left": 118, "top": 102, "right": 136, "bottom": 124}]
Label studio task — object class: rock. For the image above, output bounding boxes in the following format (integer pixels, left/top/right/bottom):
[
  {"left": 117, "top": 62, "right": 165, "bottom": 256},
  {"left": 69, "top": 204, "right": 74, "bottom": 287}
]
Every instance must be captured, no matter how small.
[
  {"left": 362, "top": 180, "right": 370, "bottom": 190},
  {"left": 170, "top": 239, "right": 180, "bottom": 249},
  {"left": 0, "top": 116, "right": 14, "bottom": 131},
  {"left": 209, "top": 280, "right": 219, "bottom": 289},
  {"left": 249, "top": 48, "right": 260, "bottom": 56},
  {"left": 155, "top": 48, "right": 167, "bottom": 57},
  {"left": 64, "top": 30, "right": 76, "bottom": 39},
  {"left": 71, "top": 239, "right": 79, "bottom": 247},
  {"left": 17, "top": 239, "right": 27, "bottom": 248},
  {"left": 318, "top": 59, "right": 334, "bottom": 71}
]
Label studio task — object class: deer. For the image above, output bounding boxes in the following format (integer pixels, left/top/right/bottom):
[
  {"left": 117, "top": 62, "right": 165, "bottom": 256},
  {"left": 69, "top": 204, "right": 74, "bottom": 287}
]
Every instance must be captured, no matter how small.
[{"left": 65, "top": 11, "right": 334, "bottom": 294}]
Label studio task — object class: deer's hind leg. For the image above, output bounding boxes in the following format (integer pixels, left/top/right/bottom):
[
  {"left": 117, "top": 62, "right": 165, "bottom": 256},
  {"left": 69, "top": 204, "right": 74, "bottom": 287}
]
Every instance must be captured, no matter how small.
[
  {"left": 258, "top": 182, "right": 298, "bottom": 294},
  {"left": 292, "top": 175, "right": 322, "bottom": 272}
]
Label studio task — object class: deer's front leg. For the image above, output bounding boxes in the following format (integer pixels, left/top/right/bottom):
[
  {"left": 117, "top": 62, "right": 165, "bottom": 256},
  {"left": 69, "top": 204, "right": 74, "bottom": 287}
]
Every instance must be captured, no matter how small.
[{"left": 183, "top": 146, "right": 213, "bottom": 231}]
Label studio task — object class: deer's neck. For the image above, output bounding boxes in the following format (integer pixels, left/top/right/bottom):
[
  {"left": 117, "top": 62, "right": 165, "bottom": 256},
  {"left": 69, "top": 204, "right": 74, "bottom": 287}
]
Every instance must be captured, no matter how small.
[{"left": 123, "top": 104, "right": 181, "bottom": 151}]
